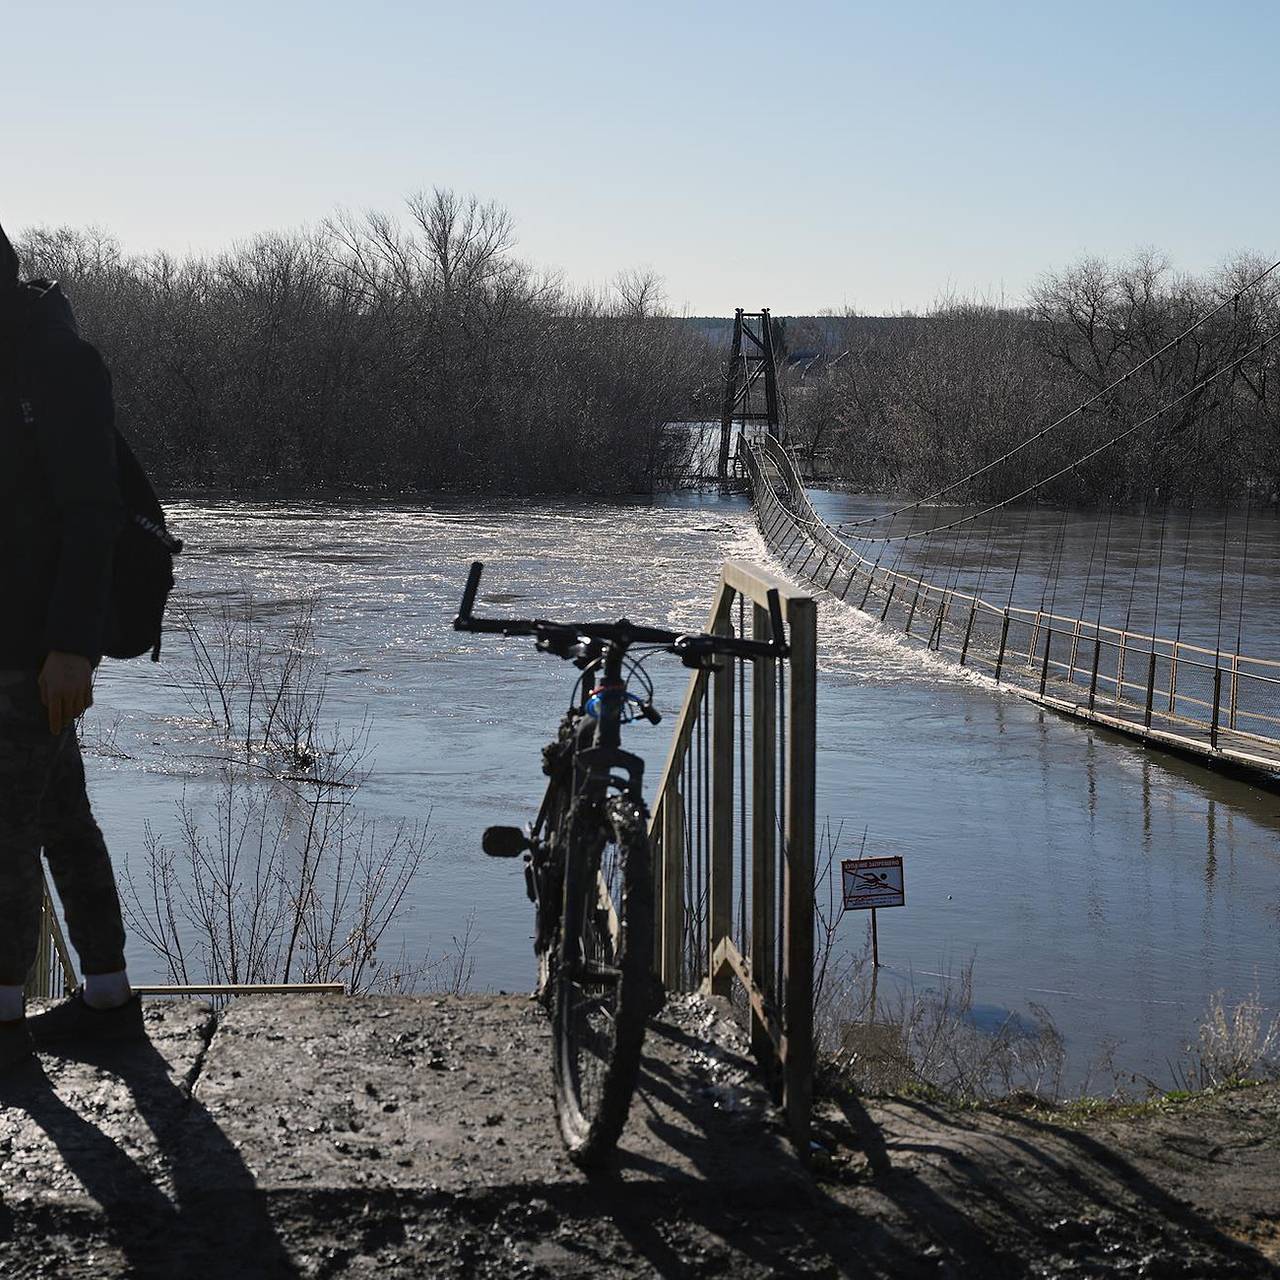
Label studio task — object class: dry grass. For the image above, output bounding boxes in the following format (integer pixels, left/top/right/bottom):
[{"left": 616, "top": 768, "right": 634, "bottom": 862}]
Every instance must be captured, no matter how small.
[
  {"left": 818, "top": 947, "right": 1066, "bottom": 1102},
  {"left": 1173, "top": 989, "right": 1280, "bottom": 1091}
]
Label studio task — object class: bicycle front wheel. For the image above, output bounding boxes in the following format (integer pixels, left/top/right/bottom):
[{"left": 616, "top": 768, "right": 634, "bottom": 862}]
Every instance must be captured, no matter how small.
[{"left": 551, "top": 792, "right": 653, "bottom": 1166}]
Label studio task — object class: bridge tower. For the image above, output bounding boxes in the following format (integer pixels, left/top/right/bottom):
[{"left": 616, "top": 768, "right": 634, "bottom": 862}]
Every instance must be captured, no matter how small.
[{"left": 717, "top": 308, "right": 781, "bottom": 487}]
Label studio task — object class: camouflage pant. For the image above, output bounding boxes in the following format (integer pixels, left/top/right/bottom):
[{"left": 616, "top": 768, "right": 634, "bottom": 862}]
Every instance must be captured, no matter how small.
[{"left": 0, "top": 671, "right": 126, "bottom": 986}]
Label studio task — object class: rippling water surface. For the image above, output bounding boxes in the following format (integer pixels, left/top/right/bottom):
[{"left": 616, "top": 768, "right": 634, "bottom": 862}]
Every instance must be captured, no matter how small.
[{"left": 86, "top": 491, "right": 1280, "bottom": 1089}]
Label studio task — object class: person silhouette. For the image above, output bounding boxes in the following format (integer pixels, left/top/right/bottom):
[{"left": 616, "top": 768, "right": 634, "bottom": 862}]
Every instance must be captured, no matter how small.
[{"left": 0, "top": 221, "right": 142, "bottom": 1072}]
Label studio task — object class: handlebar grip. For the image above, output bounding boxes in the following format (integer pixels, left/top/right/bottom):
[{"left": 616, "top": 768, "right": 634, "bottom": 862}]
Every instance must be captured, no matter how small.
[
  {"left": 766, "top": 588, "right": 787, "bottom": 652},
  {"left": 457, "top": 561, "right": 484, "bottom": 626}
]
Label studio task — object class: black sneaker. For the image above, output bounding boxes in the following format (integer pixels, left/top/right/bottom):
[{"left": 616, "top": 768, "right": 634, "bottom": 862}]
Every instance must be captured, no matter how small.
[
  {"left": 28, "top": 992, "right": 146, "bottom": 1048},
  {"left": 0, "top": 1019, "right": 34, "bottom": 1073}
]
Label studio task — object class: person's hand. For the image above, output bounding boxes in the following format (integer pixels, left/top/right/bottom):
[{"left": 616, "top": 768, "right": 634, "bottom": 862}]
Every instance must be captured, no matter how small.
[{"left": 38, "top": 651, "right": 94, "bottom": 734}]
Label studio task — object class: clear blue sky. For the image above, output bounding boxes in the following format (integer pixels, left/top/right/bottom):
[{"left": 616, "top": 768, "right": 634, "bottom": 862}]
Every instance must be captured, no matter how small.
[{"left": 1, "top": 0, "right": 1275, "bottom": 314}]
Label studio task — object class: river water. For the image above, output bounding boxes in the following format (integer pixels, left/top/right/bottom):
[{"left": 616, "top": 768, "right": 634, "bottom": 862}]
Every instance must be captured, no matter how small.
[{"left": 84, "top": 490, "right": 1280, "bottom": 1091}]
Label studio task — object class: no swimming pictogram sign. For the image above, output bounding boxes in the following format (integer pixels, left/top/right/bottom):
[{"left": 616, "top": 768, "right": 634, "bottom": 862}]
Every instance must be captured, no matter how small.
[{"left": 841, "top": 855, "right": 905, "bottom": 910}]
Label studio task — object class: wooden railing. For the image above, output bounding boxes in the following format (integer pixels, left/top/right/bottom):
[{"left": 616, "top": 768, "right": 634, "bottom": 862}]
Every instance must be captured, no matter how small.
[{"left": 647, "top": 560, "right": 818, "bottom": 1146}]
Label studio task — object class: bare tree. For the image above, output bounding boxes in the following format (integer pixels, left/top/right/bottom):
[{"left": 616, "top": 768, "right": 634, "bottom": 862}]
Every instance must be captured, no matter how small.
[
  {"left": 12, "top": 194, "right": 706, "bottom": 495},
  {"left": 121, "top": 596, "right": 433, "bottom": 994}
]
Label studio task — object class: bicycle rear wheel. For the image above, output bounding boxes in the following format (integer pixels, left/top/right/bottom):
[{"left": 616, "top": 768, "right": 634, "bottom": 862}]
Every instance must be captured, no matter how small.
[{"left": 551, "top": 792, "right": 653, "bottom": 1166}]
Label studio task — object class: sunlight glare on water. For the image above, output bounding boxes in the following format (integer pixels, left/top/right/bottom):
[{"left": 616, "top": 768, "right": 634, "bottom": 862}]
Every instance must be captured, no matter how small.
[{"left": 87, "top": 491, "right": 1280, "bottom": 1090}]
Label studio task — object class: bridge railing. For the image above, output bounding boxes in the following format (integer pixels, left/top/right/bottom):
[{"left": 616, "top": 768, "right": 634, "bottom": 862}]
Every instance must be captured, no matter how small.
[
  {"left": 749, "top": 435, "right": 1280, "bottom": 767},
  {"left": 647, "top": 559, "right": 817, "bottom": 1146}
]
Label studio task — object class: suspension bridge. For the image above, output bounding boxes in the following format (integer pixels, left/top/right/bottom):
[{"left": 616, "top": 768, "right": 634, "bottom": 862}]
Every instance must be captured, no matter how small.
[{"left": 726, "top": 259, "right": 1280, "bottom": 787}]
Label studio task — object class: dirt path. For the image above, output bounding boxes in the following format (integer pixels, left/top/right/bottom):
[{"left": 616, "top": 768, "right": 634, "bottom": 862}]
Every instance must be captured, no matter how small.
[{"left": 0, "top": 994, "right": 1274, "bottom": 1277}]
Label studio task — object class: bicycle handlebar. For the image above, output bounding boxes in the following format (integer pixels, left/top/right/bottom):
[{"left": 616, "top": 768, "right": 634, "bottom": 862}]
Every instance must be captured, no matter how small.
[{"left": 453, "top": 561, "right": 790, "bottom": 660}]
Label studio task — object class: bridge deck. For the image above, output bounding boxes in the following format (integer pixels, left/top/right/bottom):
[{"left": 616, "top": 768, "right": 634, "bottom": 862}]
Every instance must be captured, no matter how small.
[{"left": 1020, "top": 680, "right": 1280, "bottom": 779}]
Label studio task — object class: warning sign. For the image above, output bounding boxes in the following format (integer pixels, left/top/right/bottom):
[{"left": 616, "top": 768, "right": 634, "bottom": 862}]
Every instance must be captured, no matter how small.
[{"left": 841, "top": 856, "right": 905, "bottom": 910}]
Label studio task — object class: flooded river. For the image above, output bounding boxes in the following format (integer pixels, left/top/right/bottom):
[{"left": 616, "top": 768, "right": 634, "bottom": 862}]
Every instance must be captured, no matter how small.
[{"left": 85, "top": 491, "right": 1280, "bottom": 1090}]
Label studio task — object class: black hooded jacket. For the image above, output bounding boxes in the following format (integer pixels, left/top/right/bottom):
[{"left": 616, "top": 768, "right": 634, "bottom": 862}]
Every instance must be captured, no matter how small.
[{"left": 0, "top": 280, "right": 125, "bottom": 667}]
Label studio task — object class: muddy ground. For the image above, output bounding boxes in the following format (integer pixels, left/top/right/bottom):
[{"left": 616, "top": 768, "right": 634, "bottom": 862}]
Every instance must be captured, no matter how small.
[{"left": 0, "top": 993, "right": 1275, "bottom": 1278}]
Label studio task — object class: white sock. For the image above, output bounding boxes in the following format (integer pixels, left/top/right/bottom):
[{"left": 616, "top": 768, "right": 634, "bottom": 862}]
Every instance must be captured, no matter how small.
[
  {"left": 0, "top": 986, "right": 23, "bottom": 1022},
  {"left": 83, "top": 970, "right": 133, "bottom": 1010}
]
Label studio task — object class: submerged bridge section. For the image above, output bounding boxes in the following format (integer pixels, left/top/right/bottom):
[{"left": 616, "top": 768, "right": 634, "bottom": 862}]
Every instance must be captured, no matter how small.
[{"left": 745, "top": 436, "right": 1280, "bottom": 785}]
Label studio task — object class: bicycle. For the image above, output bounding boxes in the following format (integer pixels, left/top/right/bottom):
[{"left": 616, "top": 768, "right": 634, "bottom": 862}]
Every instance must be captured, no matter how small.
[{"left": 453, "top": 560, "right": 789, "bottom": 1166}]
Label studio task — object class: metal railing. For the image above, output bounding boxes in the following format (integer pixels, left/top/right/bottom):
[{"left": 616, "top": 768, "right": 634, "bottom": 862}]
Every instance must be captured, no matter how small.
[
  {"left": 647, "top": 559, "right": 818, "bottom": 1145},
  {"left": 748, "top": 435, "right": 1280, "bottom": 777},
  {"left": 28, "top": 876, "right": 76, "bottom": 999},
  {"left": 32, "top": 876, "right": 348, "bottom": 999}
]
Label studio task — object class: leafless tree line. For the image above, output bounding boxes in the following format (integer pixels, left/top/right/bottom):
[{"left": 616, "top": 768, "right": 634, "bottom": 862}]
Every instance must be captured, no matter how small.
[
  {"left": 15, "top": 191, "right": 714, "bottom": 493},
  {"left": 786, "top": 252, "right": 1280, "bottom": 506}
]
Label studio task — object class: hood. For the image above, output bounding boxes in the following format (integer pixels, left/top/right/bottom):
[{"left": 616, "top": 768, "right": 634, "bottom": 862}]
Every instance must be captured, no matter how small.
[
  {"left": 0, "top": 280, "right": 81, "bottom": 387},
  {"left": 6, "top": 279, "right": 80, "bottom": 346}
]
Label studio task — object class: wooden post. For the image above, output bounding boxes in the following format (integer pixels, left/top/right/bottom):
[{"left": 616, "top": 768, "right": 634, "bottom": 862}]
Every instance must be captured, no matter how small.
[
  {"left": 651, "top": 798, "right": 664, "bottom": 976},
  {"left": 751, "top": 604, "right": 778, "bottom": 1073},
  {"left": 1088, "top": 637, "right": 1102, "bottom": 711},
  {"left": 1144, "top": 651, "right": 1158, "bottom": 728},
  {"left": 1038, "top": 626, "right": 1053, "bottom": 695},
  {"left": 661, "top": 793, "right": 685, "bottom": 987},
  {"left": 1067, "top": 618, "right": 1082, "bottom": 684},
  {"left": 1116, "top": 633, "right": 1127, "bottom": 704},
  {"left": 879, "top": 582, "right": 897, "bottom": 622},
  {"left": 904, "top": 588, "right": 921, "bottom": 633},
  {"left": 1210, "top": 666, "right": 1223, "bottom": 750},
  {"left": 927, "top": 600, "right": 946, "bottom": 651},
  {"left": 993, "top": 612, "right": 1011, "bottom": 683},
  {"left": 959, "top": 603, "right": 977, "bottom": 667},
  {"left": 709, "top": 614, "right": 735, "bottom": 997},
  {"left": 1229, "top": 654, "right": 1239, "bottom": 730},
  {"left": 782, "top": 594, "right": 817, "bottom": 1150}
]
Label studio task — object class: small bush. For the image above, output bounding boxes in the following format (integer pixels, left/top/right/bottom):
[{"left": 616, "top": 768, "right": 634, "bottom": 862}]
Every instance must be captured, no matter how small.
[{"left": 1176, "top": 989, "right": 1280, "bottom": 1090}]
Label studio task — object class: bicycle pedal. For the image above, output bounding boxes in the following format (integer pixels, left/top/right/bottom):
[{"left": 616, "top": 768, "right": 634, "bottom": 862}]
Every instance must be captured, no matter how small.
[{"left": 482, "top": 826, "right": 530, "bottom": 858}]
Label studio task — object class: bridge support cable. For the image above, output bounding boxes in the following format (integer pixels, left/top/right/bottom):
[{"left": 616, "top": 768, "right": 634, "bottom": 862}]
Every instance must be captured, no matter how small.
[
  {"left": 836, "top": 326, "right": 1280, "bottom": 550},
  {"left": 833, "top": 256, "right": 1280, "bottom": 537},
  {"left": 1145, "top": 504, "right": 1170, "bottom": 727},
  {"left": 743, "top": 435, "right": 1280, "bottom": 787}
]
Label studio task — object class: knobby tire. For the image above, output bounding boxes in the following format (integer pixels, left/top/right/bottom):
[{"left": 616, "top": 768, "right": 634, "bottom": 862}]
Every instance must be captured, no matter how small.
[{"left": 551, "top": 793, "right": 653, "bottom": 1167}]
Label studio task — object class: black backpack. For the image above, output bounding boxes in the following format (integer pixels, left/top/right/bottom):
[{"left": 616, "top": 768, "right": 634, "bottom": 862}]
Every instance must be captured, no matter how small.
[
  {"left": 20, "top": 382, "right": 182, "bottom": 662},
  {"left": 7, "top": 283, "right": 181, "bottom": 662},
  {"left": 105, "top": 430, "right": 183, "bottom": 662}
]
